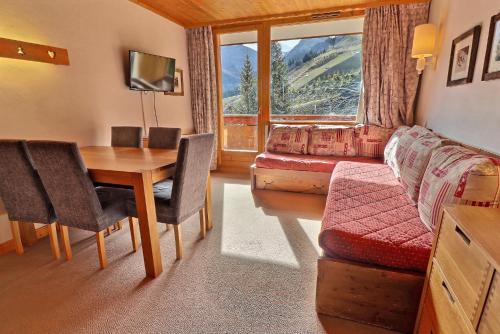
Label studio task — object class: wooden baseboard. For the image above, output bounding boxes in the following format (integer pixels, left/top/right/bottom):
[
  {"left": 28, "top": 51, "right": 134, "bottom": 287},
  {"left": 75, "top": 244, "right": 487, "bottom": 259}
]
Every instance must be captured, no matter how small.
[
  {"left": 0, "top": 225, "right": 50, "bottom": 256},
  {"left": 0, "top": 239, "right": 16, "bottom": 256},
  {"left": 316, "top": 257, "right": 425, "bottom": 334}
]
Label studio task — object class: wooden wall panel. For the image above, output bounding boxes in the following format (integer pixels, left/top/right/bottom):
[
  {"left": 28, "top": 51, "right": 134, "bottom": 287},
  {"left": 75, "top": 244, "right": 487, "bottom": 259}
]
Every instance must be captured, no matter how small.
[{"left": 131, "top": 0, "right": 430, "bottom": 28}]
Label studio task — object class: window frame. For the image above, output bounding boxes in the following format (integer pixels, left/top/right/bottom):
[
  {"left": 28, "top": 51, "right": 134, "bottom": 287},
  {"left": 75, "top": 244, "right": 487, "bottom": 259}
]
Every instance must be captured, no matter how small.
[{"left": 213, "top": 16, "right": 364, "bottom": 168}]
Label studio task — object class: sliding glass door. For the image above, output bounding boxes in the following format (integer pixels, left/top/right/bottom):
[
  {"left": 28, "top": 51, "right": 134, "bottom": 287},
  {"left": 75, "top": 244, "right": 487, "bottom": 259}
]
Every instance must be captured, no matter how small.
[{"left": 219, "top": 30, "right": 259, "bottom": 152}]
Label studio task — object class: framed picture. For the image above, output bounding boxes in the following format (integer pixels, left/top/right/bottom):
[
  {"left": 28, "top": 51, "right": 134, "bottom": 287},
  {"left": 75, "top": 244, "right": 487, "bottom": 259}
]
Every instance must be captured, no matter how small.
[
  {"left": 482, "top": 12, "right": 500, "bottom": 81},
  {"left": 447, "top": 25, "right": 482, "bottom": 87},
  {"left": 165, "top": 68, "right": 184, "bottom": 96}
]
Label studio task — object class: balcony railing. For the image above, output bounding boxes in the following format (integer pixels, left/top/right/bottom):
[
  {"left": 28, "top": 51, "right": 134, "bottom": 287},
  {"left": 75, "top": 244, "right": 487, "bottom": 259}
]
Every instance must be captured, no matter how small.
[{"left": 223, "top": 114, "right": 357, "bottom": 151}]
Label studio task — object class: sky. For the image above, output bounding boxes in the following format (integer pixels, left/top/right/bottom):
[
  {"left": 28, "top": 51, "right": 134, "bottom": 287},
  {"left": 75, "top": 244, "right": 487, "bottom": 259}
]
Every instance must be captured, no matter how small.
[{"left": 243, "top": 39, "right": 300, "bottom": 53}]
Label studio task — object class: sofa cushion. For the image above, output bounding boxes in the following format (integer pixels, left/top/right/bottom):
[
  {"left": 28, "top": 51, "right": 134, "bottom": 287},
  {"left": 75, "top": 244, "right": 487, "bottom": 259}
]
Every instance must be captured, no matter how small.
[
  {"left": 400, "top": 133, "right": 451, "bottom": 202},
  {"left": 388, "top": 125, "right": 432, "bottom": 178},
  {"left": 418, "top": 146, "right": 500, "bottom": 231},
  {"left": 266, "top": 125, "right": 311, "bottom": 155},
  {"left": 354, "top": 124, "right": 395, "bottom": 158},
  {"left": 255, "top": 152, "right": 382, "bottom": 173},
  {"left": 307, "top": 126, "right": 356, "bottom": 157},
  {"left": 384, "top": 125, "right": 411, "bottom": 166},
  {"left": 319, "top": 161, "right": 433, "bottom": 272}
]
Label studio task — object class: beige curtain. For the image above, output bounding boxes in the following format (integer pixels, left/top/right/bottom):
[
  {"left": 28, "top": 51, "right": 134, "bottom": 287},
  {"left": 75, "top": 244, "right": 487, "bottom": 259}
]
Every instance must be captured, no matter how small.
[
  {"left": 186, "top": 26, "right": 218, "bottom": 170},
  {"left": 361, "top": 3, "right": 429, "bottom": 128}
]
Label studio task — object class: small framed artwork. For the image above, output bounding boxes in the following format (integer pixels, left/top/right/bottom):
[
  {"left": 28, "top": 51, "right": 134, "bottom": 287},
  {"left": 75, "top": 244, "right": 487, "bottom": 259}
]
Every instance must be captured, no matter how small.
[
  {"left": 165, "top": 68, "right": 184, "bottom": 96},
  {"left": 447, "top": 25, "right": 482, "bottom": 87},
  {"left": 482, "top": 12, "right": 500, "bottom": 81}
]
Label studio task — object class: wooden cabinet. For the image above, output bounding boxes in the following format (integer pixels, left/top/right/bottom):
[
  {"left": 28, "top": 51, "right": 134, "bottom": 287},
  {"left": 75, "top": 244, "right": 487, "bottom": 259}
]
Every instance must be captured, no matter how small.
[
  {"left": 415, "top": 206, "right": 500, "bottom": 334},
  {"left": 478, "top": 273, "right": 500, "bottom": 334}
]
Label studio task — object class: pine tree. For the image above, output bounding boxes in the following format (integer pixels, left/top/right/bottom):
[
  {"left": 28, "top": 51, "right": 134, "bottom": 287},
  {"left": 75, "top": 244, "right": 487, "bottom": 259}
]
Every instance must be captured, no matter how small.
[
  {"left": 238, "top": 54, "right": 257, "bottom": 114},
  {"left": 271, "top": 42, "right": 291, "bottom": 114}
]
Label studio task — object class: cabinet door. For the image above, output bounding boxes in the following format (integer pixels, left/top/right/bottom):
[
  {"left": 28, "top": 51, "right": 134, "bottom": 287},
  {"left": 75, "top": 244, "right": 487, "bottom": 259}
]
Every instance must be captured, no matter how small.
[{"left": 478, "top": 272, "right": 500, "bottom": 334}]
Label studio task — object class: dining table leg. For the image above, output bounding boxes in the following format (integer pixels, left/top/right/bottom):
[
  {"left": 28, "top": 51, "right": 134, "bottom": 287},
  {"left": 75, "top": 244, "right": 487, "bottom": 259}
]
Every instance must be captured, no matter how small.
[
  {"left": 205, "top": 172, "right": 213, "bottom": 230},
  {"left": 133, "top": 171, "right": 163, "bottom": 278}
]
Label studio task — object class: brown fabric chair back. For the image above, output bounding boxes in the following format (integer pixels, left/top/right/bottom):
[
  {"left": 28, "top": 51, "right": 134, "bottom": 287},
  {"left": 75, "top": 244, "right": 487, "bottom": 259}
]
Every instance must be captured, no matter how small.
[
  {"left": 148, "top": 127, "right": 181, "bottom": 149},
  {"left": 0, "top": 140, "right": 54, "bottom": 224},
  {"left": 111, "top": 126, "right": 143, "bottom": 148},
  {"left": 28, "top": 141, "right": 104, "bottom": 231},
  {"left": 171, "top": 134, "right": 214, "bottom": 221}
]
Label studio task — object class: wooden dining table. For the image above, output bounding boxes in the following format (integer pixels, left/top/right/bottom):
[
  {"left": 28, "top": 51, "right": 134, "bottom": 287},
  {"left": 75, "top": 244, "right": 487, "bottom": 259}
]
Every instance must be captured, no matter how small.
[{"left": 80, "top": 146, "right": 212, "bottom": 278}]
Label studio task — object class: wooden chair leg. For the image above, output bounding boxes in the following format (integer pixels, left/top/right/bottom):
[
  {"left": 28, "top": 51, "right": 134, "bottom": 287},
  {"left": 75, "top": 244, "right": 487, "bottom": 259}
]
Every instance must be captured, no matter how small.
[
  {"left": 199, "top": 207, "right": 206, "bottom": 239},
  {"left": 47, "top": 222, "right": 61, "bottom": 260},
  {"left": 9, "top": 221, "right": 24, "bottom": 255},
  {"left": 173, "top": 225, "right": 183, "bottom": 261},
  {"left": 96, "top": 231, "right": 108, "bottom": 269},
  {"left": 117, "top": 221, "right": 123, "bottom": 230},
  {"left": 128, "top": 217, "right": 139, "bottom": 252},
  {"left": 59, "top": 225, "right": 72, "bottom": 261},
  {"left": 205, "top": 172, "right": 213, "bottom": 231},
  {"left": 106, "top": 226, "right": 113, "bottom": 236}
]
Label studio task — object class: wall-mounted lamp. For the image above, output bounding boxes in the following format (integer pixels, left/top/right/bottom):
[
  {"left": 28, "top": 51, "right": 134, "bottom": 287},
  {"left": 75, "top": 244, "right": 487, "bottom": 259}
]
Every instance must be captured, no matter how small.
[
  {"left": 411, "top": 23, "right": 437, "bottom": 75},
  {"left": 0, "top": 37, "right": 69, "bottom": 65}
]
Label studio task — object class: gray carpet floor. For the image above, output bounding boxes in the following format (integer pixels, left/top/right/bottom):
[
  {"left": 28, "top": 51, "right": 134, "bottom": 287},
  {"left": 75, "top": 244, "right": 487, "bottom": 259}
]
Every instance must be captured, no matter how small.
[{"left": 0, "top": 172, "right": 397, "bottom": 334}]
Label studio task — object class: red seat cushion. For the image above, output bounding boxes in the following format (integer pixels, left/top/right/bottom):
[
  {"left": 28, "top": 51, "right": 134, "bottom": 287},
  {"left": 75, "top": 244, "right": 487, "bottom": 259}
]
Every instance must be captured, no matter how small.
[
  {"left": 255, "top": 152, "right": 382, "bottom": 173},
  {"left": 319, "top": 161, "right": 433, "bottom": 272}
]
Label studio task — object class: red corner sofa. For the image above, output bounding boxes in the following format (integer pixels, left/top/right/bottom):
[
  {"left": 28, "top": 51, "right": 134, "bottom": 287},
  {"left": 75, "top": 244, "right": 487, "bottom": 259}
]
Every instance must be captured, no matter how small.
[{"left": 251, "top": 123, "right": 500, "bottom": 333}]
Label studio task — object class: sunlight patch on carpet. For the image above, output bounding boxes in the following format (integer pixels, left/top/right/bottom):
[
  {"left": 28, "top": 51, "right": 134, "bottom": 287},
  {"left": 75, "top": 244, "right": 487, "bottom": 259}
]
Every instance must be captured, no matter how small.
[
  {"left": 220, "top": 183, "right": 300, "bottom": 268},
  {"left": 297, "top": 219, "right": 322, "bottom": 256}
]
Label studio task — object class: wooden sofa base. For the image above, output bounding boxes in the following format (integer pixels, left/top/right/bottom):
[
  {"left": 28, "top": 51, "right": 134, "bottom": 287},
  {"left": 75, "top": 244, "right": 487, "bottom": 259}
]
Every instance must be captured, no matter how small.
[
  {"left": 250, "top": 165, "right": 330, "bottom": 195},
  {"left": 316, "top": 257, "right": 425, "bottom": 334}
]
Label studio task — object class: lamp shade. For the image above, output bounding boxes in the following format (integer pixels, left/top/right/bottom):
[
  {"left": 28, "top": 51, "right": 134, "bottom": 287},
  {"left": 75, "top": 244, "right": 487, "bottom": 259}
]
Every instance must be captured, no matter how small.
[{"left": 412, "top": 24, "right": 436, "bottom": 58}]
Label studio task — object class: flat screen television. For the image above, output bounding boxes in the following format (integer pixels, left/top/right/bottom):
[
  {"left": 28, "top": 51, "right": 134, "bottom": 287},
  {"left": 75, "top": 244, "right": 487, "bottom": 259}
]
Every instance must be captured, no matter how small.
[{"left": 129, "top": 51, "right": 176, "bottom": 92}]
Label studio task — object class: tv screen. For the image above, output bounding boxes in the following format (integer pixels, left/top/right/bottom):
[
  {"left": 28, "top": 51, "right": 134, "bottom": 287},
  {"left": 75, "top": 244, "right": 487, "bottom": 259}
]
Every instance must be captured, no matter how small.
[{"left": 129, "top": 51, "right": 176, "bottom": 92}]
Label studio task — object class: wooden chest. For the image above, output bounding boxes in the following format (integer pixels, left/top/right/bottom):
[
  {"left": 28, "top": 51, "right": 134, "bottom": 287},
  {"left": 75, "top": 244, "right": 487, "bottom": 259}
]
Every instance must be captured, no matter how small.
[{"left": 415, "top": 205, "right": 500, "bottom": 334}]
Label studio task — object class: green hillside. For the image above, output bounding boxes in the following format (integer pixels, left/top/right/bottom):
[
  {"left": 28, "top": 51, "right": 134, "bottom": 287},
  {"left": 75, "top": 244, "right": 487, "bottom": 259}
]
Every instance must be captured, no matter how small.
[{"left": 223, "top": 35, "right": 362, "bottom": 116}]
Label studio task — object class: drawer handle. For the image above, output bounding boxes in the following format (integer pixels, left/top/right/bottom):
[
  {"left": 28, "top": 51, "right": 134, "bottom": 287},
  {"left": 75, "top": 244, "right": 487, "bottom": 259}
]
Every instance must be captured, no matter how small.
[
  {"left": 454, "top": 225, "right": 471, "bottom": 245},
  {"left": 441, "top": 281, "right": 455, "bottom": 304}
]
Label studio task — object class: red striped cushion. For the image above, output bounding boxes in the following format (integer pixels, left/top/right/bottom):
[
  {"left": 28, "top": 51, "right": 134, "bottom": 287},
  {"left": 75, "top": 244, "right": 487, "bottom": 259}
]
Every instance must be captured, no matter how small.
[
  {"left": 400, "top": 133, "right": 452, "bottom": 202},
  {"left": 389, "top": 125, "right": 432, "bottom": 178},
  {"left": 307, "top": 126, "right": 356, "bottom": 156},
  {"left": 384, "top": 126, "right": 410, "bottom": 168},
  {"left": 418, "top": 146, "right": 500, "bottom": 230},
  {"left": 354, "top": 124, "right": 395, "bottom": 158},
  {"left": 266, "top": 125, "right": 311, "bottom": 155}
]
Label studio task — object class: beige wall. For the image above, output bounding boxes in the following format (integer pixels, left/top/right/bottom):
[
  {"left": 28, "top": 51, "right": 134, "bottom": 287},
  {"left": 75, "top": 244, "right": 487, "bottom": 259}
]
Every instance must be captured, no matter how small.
[
  {"left": 416, "top": 0, "right": 500, "bottom": 154},
  {"left": 0, "top": 0, "right": 193, "bottom": 244}
]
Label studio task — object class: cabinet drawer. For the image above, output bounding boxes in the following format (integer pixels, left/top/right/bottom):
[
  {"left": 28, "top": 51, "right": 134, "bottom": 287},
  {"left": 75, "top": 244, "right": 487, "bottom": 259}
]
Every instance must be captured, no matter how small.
[
  {"left": 434, "top": 213, "right": 492, "bottom": 322},
  {"left": 478, "top": 272, "right": 500, "bottom": 334},
  {"left": 424, "top": 264, "right": 473, "bottom": 334}
]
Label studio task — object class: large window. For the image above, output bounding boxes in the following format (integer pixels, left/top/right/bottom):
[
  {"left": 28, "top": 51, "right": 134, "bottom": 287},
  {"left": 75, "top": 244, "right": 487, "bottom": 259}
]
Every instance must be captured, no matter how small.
[
  {"left": 270, "top": 34, "right": 362, "bottom": 122},
  {"left": 215, "top": 19, "right": 364, "bottom": 156}
]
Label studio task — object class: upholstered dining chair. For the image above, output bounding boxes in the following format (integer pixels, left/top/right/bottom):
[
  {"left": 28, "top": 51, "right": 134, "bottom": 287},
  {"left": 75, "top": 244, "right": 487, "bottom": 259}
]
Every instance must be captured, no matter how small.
[
  {"left": 127, "top": 133, "right": 214, "bottom": 260},
  {"left": 0, "top": 140, "right": 62, "bottom": 259},
  {"left": 27, "top": 141, "right": 136, "bottom": 269},
  {"left": 147, "top": 127, "right": 181, "bottom": 149},
  {"left": 111, "top": 126, "right": 143, "bottom": 148},
  {"left": 145, "top": 127, "right": 182, "bottom": 232},
  {"left": 110, "top": 126, "right": 143, "bottom": 231}
]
